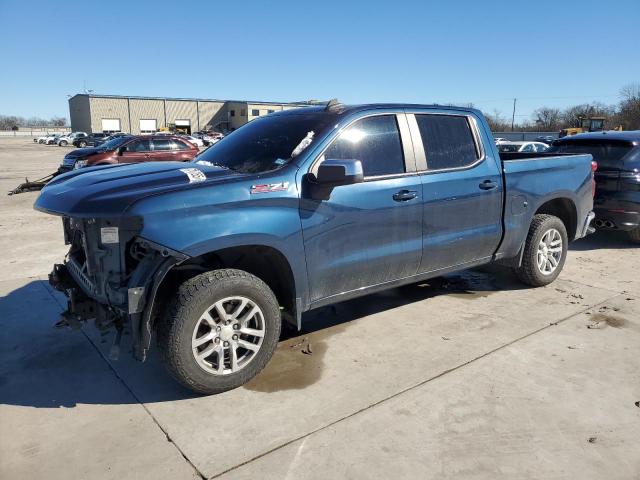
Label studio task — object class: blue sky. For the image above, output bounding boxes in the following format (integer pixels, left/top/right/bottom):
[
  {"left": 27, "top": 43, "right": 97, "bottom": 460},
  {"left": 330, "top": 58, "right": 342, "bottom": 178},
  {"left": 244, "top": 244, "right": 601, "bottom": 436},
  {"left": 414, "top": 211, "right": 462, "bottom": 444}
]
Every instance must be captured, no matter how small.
[{"left": 1, "top": 0, "right": 638, "bottom": 121}]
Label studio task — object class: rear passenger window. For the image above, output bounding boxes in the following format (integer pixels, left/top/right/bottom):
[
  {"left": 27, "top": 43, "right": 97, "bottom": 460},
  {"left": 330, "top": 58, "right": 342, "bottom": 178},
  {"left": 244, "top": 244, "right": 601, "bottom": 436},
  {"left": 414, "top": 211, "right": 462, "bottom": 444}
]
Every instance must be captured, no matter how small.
[
  {"left": 173, "top": 140, "right": 190, "bottom": 150},
  {"left": 324, "top": 115, "right": 404, "bottom": 177},
  {"left": 153, "top": 139, "right": 173, "bottom": 151},
  {"left": 416, "top": 115, "right": 479, "bottom": 170}
]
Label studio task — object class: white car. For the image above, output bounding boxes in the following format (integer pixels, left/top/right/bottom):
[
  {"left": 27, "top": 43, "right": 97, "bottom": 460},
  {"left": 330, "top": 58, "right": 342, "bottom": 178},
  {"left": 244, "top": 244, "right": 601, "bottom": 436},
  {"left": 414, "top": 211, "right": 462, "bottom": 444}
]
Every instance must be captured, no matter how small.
[
  {"left": 56, "top": 132, "right": 88, "bottom": 146},
  {"left": 494, "top": 137, "right": 508, "bottom": 144},
  {"left": 497, "top": 141, "right": 549, "bottom": 153},
  {"left": 180, "top": 135, "right": 204, "bottom": 147},
  {"left": 36, "top": 133, "right": 58, "bottom": 144}
]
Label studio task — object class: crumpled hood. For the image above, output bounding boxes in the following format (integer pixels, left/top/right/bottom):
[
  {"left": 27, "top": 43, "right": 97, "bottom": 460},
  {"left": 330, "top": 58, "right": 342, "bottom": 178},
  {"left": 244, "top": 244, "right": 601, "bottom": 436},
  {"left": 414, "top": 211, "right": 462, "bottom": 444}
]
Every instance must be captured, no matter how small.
[
  {"left": 64, "top": 147, "right": 105, "bottom": 159},
  {"left": 34, "top": 161, "right": 242, "bottom": 217}
]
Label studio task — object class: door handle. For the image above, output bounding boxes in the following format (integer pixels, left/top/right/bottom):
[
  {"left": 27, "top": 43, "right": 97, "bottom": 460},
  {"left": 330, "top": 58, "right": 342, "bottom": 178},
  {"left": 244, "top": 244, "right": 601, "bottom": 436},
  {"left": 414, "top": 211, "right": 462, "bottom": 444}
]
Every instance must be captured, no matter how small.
[
  {"left": 479, "top": 180, "right": 498, "bottom": 190},
  {"left": 393, "top": 190, "right": 418, "bottom": 202}
]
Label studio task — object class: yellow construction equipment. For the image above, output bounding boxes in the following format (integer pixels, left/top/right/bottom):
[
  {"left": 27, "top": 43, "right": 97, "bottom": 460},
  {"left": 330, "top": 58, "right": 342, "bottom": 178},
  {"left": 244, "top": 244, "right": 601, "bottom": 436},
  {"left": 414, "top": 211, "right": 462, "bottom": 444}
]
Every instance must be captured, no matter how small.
[{"left": 559, "top": 116, "right": 622, "bottom": 137}]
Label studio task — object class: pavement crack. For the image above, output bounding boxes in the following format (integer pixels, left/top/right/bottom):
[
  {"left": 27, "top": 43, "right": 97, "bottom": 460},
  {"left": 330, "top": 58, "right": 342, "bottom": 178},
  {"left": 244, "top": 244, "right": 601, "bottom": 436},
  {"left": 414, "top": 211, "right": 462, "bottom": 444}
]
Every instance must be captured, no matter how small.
[
  {"left": 36, "top": 276, "right": 207, "bottom": 480},
  {"left": 210, "top": 292, "right": 622, "bottom": 479}
]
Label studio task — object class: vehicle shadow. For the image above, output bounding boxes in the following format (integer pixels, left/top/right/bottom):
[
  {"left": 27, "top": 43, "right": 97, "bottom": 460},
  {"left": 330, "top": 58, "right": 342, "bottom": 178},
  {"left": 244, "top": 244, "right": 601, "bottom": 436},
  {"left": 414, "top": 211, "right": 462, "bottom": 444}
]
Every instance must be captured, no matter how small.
[
  {"left": 570, "top": 229, "right": 636, "bottom": 251},
  {"left": 0, "top": 267, "right": 526, "bottom": 408}
]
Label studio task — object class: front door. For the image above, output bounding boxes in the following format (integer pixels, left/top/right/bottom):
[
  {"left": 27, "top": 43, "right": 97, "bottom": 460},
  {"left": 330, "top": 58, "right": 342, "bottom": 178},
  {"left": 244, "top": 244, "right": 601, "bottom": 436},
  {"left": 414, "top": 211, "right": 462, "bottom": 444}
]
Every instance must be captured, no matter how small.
[
  {"left": 300, "top": 114, "right": 423, "bottom": 303},
  {"left": 409, "top": 112, "right": 504, "bottom": 273}
]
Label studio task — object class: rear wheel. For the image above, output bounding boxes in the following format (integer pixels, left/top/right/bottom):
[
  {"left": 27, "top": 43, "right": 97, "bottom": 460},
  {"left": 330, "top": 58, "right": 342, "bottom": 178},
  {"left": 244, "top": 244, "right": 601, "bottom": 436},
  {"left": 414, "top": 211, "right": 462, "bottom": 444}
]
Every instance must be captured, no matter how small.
[
  {"left": 514, "top": 214, "right": 568, "bottom": 287},
  {"left": 78, "top": 141, "right": 87, "bottom": 147},
  {"left": 157, "top": 269, "right": 281, "bottom": 394},
  {"left": 629, "top": 227, "right": 640, "bottom": 244}
]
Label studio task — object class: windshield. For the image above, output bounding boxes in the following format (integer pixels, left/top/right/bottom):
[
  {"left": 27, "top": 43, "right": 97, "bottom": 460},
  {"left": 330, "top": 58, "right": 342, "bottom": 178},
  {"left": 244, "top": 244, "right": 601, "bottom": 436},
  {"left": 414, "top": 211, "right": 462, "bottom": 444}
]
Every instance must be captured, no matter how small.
[
  {"left": 98, "top": 136, "right": 130, "bottom": 150},
  {"left": 195, "top": 113, "right": 335, "bottom": 173},
  {"left": 546, "top": 140, "right": 633, "bottom": 170}
]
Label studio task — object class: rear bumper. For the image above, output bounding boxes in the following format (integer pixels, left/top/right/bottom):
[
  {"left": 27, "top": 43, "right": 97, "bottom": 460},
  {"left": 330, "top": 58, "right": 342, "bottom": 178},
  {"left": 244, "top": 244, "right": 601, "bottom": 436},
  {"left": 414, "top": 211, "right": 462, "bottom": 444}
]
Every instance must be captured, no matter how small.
[
  {"left": 593, "top": 207, "right": 640, "bottom": 231},
  {"left": 577, "top": 211, "right": 596, "bottom": 238}
]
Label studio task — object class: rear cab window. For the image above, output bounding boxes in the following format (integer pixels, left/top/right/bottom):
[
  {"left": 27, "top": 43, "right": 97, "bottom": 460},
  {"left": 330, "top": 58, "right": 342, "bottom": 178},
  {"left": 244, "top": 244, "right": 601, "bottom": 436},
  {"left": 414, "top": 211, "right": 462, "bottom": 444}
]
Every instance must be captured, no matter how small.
[
  {"left": 414, "top": 114, "right": 480, "bottom": 170},
  {"left": 547, "top": 140, "right": 634, "bottom": 171}
]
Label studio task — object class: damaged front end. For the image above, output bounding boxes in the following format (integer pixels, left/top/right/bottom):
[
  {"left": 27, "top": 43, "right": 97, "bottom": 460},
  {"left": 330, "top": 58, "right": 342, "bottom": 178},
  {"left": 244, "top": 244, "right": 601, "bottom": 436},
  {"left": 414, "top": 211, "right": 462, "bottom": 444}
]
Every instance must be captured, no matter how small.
[{"left": 49, "top": 216, "right": 188, "bottom": 361}]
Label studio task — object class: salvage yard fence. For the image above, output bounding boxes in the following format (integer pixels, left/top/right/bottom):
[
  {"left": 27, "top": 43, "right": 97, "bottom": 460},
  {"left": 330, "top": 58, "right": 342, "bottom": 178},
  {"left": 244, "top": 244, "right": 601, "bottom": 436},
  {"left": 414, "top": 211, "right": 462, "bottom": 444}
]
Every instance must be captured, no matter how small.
[{"left": 0, "top": 127, "right": 71, "bottom": 137}]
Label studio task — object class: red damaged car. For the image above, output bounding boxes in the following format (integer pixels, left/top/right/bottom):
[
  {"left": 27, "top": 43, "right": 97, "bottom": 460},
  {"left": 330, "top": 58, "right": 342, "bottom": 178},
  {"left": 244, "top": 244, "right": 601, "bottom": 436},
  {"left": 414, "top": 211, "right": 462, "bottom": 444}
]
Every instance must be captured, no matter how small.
[{"left": 60, "top": 135, "right": 200, "bottom": 172}]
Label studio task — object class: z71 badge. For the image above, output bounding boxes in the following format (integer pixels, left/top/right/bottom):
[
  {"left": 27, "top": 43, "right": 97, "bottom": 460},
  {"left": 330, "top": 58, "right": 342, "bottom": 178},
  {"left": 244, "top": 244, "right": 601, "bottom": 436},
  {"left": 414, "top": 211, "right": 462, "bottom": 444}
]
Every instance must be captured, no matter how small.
[{"left": 250, "top": 182, "right": 289, "bottom": 194}]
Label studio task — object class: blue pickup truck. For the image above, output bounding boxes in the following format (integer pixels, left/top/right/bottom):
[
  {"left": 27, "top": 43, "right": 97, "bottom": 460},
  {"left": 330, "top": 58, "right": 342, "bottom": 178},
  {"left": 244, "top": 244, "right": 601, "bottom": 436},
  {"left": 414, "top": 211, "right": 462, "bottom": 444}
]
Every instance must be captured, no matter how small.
[{"left": 35, "top": 102, "right": 596, "bottom": 394}]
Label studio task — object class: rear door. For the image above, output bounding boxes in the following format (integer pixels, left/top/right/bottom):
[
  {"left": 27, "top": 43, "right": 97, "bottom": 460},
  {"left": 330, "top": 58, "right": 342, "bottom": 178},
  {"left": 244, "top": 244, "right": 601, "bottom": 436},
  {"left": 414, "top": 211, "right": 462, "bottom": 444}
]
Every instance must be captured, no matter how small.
[
  {"left": 151, "top": 138, "right": 177, "bottom": 161},
  {"left": 407, "top": 111, "right": 503, "bottom": 273}
]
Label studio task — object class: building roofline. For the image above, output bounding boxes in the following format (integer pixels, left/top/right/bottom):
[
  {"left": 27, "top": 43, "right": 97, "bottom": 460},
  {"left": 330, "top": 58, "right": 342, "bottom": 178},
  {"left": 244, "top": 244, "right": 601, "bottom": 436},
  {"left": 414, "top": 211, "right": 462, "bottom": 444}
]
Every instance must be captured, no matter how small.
[{"left": 69, "top": 93, "right": 314, "bottom": 107}]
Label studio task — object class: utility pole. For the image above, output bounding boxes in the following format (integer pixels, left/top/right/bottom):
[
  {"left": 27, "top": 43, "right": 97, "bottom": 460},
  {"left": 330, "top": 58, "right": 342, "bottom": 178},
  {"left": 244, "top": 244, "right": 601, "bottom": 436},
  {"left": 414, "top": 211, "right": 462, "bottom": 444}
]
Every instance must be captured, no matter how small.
[{"left": 511, "top": 98, "right": 517, "bottom": 132}]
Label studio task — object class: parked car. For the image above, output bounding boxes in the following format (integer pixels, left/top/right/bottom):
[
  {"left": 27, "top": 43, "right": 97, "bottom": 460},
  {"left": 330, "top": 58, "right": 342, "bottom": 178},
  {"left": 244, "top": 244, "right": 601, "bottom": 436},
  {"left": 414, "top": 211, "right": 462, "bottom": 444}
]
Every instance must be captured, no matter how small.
[
  {"left": 56, "top": 132, "right": 88, "bottom": 146},
  {"left": 94, "top": 132, "right": 129, "bottom": 147},
  {"left": 494, "top": 137, "right": 508, "bottom": 144},
  {"left": 58, "top": 134, "right": 199, "bottom": 172},
  {"left": 546, "top": 131, "right": 640, "bottom": 242},
  {"left": 536, "top": 135, "right": 556, "bottom": 144},
  {"left": 37, "top": 103, "right": 595, "bottom": 394},
  {"left": 73, "top": 133, "right": 109, "bottom": 148},
  {"left": 179, "top": 134, "right": 204, "bottom": 147},
  {"left": 35, "top": 134, "right": 55, "bottom": 144},
  {"left": 498, "top": 141, "right": 549, "bottom": 153},
  {"left": 45, "top": 134, "right": 64, "bottom": 145}
]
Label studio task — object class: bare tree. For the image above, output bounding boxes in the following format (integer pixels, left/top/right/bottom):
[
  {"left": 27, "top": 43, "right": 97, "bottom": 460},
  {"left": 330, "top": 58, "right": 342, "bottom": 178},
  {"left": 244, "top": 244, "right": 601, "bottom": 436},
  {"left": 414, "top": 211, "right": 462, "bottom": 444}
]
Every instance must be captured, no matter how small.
[
  {"left": 483, "top": 109, "right": 511, "bottom": 132},
  {"left": 533, "top": 107, "right": 562, "bottom": 130},
  {"left": 615, "top": 83, "right": 640, "bottom": 130}
]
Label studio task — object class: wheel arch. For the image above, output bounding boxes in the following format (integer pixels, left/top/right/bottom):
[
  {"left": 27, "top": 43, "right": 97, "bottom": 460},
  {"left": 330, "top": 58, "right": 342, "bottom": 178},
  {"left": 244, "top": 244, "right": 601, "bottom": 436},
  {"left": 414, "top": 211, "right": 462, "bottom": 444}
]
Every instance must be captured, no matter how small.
[{"left": 534, "top": 196, "right": 578, "bottom": 240}]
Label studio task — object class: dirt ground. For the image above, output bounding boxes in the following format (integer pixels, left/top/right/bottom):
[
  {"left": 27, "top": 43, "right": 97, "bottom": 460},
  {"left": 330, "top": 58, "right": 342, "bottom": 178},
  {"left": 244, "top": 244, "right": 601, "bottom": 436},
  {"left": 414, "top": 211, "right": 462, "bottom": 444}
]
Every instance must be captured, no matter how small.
[{"left": 1, "top": 137, "right": 638, "bottom": 480}]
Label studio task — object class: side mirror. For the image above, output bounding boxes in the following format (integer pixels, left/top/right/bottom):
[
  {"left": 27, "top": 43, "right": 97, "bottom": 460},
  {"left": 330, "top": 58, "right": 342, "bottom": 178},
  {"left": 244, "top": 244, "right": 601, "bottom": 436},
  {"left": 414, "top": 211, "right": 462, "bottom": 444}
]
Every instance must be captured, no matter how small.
[
  {"left": 312, "top": 159, "right": 364, "bottom": 187},
  {"left": 306, "top": 159, "right": 364, "bottom": 200},
  {"left": 117, "top": 146, "right": 127, "bottom": 155}
]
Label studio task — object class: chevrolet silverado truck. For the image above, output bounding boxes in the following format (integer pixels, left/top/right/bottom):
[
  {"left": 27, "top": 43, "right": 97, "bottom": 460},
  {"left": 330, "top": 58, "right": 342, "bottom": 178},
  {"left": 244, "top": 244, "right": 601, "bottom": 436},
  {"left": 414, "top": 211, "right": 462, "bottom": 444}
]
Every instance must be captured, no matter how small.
[{"left": 35, "top": 102, "right": 596, "bottom": 394}]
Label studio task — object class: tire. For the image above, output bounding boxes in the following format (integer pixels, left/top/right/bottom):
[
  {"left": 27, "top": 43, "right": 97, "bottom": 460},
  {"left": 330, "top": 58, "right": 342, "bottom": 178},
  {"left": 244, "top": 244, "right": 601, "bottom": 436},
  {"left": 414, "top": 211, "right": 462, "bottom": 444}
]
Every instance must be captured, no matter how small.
[
  {"left": 157, "top": 269, "right": 281, "bottom": 394},
  {"left": 514, "top": 214, "right": 568, "bottom": 287},
  {"left": 59, "top": 140, "right": 67, "bottom": 146},
  {"left": 78, "top": 141, "right": 87, "bottom": 147},
  {"left": 629, "top": 227, "right": 640, "bottom": 244}
]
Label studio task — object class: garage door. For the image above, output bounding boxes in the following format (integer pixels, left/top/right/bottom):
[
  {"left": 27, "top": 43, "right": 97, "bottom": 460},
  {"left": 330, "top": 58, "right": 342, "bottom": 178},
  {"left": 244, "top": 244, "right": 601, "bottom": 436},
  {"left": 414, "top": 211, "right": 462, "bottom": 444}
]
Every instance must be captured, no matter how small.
[
  {"left": 101, "top": 118, "right": 121, "bottom": 132},
  {"left": 140, "top": 119, "right": 157, "bottom": 133},
  {"left": 175, "top": 119, "right": 190, "bottom": 126}
]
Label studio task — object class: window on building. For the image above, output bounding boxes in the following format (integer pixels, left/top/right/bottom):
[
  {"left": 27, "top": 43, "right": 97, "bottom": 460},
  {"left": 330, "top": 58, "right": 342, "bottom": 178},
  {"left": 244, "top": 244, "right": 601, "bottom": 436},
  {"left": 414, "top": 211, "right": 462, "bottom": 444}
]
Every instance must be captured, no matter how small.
[
  {"left": 252, "top": 109, "right": 260, "bottom": 116},
  {"left": 267, "top": 109, "right": 275, "bottom": 114},
  {"left": 153, "top": 139, "right": 173, "bottom": 151},
  {"left": 230, "top": 110, "right": 236, "bottom": 117},
  {"left": 415, "top": 114, "right": 479, "bottom": 170},
  {"left": 323, "top": 115, "right": 405, "bottom": 177}
]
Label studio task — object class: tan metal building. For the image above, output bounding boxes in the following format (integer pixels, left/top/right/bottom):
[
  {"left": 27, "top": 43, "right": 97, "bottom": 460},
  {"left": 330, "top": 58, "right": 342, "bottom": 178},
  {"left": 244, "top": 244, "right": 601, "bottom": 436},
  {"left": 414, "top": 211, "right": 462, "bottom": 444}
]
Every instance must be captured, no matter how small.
[{"left": 68, "top": 94, "right": 310, "bottom": 134}]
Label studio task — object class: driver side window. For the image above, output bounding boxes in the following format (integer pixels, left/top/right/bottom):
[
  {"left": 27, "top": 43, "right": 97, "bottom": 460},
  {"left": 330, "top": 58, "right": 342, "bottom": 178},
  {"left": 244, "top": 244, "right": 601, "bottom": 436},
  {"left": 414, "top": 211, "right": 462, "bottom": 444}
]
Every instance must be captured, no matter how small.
[{"left": 323, "top": 115, "right": 405, "bottom": 177}]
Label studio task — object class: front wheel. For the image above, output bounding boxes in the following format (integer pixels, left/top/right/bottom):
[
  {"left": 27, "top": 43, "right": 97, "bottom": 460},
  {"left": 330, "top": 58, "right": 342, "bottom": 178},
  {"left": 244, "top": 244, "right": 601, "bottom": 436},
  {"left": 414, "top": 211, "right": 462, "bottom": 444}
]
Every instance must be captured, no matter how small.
[
  {"left": 514, "top": 214, "right": 568, "bottom": 287},
  {"left": 157, "top": 269, "right": 281, "bottom": 394},
  {"left": 78, "top": 141, "right": 87, "bottom": 147},
  {"left": 59, "top": 140, "right": 67, "bottom": 146}
]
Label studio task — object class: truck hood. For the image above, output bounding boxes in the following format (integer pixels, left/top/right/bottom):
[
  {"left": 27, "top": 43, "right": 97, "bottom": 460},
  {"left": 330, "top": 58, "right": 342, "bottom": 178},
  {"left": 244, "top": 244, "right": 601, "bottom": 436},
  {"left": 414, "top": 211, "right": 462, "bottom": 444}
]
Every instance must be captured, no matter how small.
[{"left": 34, "top": 161, "right": 243, "bottom": 217}]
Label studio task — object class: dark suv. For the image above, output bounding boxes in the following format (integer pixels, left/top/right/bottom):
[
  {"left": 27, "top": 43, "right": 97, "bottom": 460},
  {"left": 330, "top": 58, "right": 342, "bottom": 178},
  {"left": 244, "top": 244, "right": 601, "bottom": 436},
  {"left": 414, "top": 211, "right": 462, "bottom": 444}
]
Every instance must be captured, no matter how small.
[
  {"left": 547, "top": 131, "right": 640, "bottom": 242},
  {"left": 60, "top": 135, "right": 199, "bottom": 172},
  {"left": 72, "top": 133, "right": 109, "bottom": 148}
]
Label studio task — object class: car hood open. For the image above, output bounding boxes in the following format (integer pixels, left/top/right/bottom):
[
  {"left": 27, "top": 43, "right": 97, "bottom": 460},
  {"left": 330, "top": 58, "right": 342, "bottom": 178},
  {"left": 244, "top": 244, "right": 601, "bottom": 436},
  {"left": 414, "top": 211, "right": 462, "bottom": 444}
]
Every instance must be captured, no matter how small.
[{"left": 34, "top": 161, "right": 242, "bottom": 218}]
